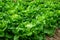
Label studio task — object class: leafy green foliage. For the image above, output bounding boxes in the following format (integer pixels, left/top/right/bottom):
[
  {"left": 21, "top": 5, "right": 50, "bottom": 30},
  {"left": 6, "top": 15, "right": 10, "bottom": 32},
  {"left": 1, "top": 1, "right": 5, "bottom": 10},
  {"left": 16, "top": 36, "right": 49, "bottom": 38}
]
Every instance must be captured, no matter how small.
[{"left": 0, "top": 0, "right": 60, "bottom": 40}]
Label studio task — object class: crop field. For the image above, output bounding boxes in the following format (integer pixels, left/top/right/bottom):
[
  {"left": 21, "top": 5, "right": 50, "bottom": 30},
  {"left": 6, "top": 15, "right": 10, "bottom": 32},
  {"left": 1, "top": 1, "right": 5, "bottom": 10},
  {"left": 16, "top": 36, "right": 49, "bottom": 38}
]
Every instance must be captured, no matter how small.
[{"left": 0, "top": 0, "right": 60, "bottom": 40}]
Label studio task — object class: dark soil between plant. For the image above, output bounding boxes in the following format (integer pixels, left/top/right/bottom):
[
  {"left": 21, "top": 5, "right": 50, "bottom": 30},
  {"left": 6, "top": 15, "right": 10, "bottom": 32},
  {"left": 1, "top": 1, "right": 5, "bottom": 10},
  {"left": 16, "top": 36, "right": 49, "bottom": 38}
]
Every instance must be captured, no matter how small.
[{"left": 46, "top": 29, "right": 60, "bottom": 40}]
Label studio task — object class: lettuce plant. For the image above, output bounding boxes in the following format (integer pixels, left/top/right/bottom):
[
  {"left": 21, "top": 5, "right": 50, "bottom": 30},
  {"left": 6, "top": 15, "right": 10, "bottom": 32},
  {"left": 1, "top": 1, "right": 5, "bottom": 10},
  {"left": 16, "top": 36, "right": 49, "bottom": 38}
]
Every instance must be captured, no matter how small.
[{"left": 0, "top": 0, "right": 60, "bottom": 40}]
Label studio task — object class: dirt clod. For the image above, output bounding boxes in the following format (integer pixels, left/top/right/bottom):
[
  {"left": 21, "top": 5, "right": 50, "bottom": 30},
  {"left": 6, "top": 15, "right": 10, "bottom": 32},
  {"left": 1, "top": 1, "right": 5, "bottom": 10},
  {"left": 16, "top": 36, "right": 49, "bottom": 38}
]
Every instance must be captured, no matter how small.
[{"left": 46, "top": 29, "right": 60, "bottom": 40}]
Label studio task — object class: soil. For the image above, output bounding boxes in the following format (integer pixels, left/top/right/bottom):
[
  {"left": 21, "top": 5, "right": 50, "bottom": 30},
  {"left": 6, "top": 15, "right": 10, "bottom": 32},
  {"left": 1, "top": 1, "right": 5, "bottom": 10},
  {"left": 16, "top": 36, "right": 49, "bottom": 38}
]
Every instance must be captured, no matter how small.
[{"left": 46, "top": 29, "right": 60, "bottom": 40}]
